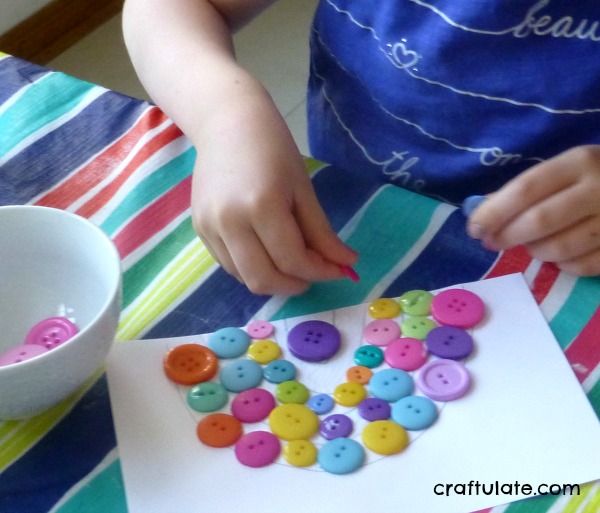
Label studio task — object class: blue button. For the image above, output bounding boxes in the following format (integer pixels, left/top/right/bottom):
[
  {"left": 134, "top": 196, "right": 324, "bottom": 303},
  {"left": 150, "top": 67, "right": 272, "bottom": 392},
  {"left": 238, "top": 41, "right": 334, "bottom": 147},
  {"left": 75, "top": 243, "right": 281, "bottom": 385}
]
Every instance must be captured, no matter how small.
[
  {"left": 369, "top": 368, "right": 414, "bottom": 402},
  {"left": 391, "top": 395, "right": 438, "bottom": 430},
  {"left": 307, "top": 393, "right": 334, "bottom": 415},
  {"left": 208, "top": 327, "right": 250, "bottom": 358},
  {"left": 219, "top": 359, "right": 263, "bottom": 392},
  {"left": 263, "top": 359, "right": 296, "bottom": 383},
  {"left": 318, "top": 438, "right": 365, "bottom": 475}
]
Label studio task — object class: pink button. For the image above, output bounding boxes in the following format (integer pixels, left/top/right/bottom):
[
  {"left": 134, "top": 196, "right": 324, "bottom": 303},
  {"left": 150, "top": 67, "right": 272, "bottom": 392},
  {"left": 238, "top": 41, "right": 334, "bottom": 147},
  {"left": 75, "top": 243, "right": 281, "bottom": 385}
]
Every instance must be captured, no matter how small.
[
  {"left": 235, "top": 431, "right": 281, "bottom": 467},
  {"left": 385, "top": 338, "right": 428, "bottom": 371},
  {"left": 0, "top": 344, "right": 48, "bottom": 367},
  {"left": 24, "top": 317, "right": 79, "bottom": 350},
  {"left": 416, "top": 359, "right": 471, "bottom": 401},
  {"left": 246, "top": 320, "right": 274, "bottom": 339},
  {"left": 363, "top": 319, "right": 401, "bottom": 346},
  {"left": 431, "top": 289, "right": 485, "bottom": 328},
  {"left": 231, "top": 388, "right": 276, "bottom": 423}
]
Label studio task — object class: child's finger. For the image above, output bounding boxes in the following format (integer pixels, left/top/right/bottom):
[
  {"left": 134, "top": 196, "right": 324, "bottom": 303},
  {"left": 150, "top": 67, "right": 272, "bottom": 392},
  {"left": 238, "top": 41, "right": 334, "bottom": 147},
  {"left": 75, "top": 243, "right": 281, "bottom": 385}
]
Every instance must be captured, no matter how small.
[
  {"left": 468, "top": 153, "right": 577, "bottom": 239},
  {"left": 525, "top": 215, "right": 600, "bottom": 263},
  {"left": 484, "top": 183, "right": 595, "bottom": 249},
  {"left": 557, "top": 246, "right": 600, "bottom": 276},
  {"left": 201, "top": 234, "right": 243, "bottom": 283}
]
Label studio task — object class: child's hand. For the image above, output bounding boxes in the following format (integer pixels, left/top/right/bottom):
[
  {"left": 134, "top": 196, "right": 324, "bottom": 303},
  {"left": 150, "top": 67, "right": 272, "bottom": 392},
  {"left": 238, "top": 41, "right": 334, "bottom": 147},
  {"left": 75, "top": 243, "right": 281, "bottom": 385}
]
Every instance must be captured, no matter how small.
[
  {"left": 191, "top": 96, "right": 357, "bottom": 295},
  {"left": 468, "top": 146, "right": 600, "bottom": 276}
]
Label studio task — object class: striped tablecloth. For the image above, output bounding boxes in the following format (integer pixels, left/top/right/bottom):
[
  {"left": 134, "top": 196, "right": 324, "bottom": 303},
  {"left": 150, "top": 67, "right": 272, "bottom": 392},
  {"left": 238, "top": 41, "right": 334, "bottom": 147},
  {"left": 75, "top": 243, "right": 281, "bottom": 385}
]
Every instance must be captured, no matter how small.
[{"left": 0, "top": 53, "right": 598, "bottom": 513}]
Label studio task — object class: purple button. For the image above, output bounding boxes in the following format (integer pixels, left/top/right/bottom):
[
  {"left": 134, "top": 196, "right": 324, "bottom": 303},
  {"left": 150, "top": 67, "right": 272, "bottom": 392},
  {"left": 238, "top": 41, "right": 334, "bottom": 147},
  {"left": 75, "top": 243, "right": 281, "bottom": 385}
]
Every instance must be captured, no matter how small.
[
  {"left": 319, "top": 414, "right": 353, "bottom": 440},
  {"left": 0, "top": 344, "right": 48, "bottom": 367},
  {"left": 357, "top": 397, "right": 391, "bottom": 421},
  {"left": 425, "top": 326, "right": 474, "bottom": 360},
  {"left": 417, "top": 359, "right": 471, "bottom": 401},
  {"left": 287, "top": 320, "right": 341, "bottom": 362},
  {"left": 24, "top": 317, "right": 79, "bottom": 350}
]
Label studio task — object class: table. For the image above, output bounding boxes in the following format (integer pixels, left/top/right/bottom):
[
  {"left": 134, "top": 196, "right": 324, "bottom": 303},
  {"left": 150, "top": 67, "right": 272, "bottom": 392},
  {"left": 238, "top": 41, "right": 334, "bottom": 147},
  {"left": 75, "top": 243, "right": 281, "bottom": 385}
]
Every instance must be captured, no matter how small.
[{"left": 0, "top": 52, "right": 598, "bottom": 513}]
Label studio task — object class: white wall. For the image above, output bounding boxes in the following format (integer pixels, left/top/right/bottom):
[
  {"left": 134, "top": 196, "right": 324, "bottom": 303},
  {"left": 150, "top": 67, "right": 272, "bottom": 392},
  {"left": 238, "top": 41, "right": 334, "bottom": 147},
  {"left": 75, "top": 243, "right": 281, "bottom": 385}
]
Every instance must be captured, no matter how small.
[{"left": 0, "top": 0, "right": 54, "bottom": 34}]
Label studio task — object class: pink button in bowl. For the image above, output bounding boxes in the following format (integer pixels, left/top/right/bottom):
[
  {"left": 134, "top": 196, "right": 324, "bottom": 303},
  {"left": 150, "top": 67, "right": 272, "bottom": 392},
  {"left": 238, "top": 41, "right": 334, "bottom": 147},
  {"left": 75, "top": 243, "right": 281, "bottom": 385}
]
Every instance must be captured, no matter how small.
[
  {"left": 0, "top": 344, "right": 48, "bottom": 367},
  {"left": 246, "top": 320, "right": 274, "bottom": 339},
  {"left": 24, "top": 317, "right": 79, "bottom": 350},
  {"left": 231, "top": 388, "right": 276, "bottom": 423},
  {"left": 235, "top": 431, "right": 281, "bottom": 467},
  {"left": 431, "top": 289, "right": 485, "bottom": 328},
  {"left": 385, "top": 338, "right": 428, "bottom": 371},
  {"left": 363, "top": 319, "right": 401, "bottom": 346}
]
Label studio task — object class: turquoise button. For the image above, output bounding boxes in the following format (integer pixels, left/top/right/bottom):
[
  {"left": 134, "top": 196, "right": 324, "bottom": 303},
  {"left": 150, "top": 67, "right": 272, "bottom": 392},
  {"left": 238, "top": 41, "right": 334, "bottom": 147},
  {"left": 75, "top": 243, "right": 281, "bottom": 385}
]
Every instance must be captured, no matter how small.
[
  {"left": 354, "top": 345, "right": 384, "bottom": 368},
  {"left": 391, "top": 395, "right": 438, "bottom": 430},
  {"left": 187, "top": 382, "right": 228, "bottom": 412},
  {"left": 220, "top": 359, "right": 263, "bottom": 392},
  {"left": 401, "top": 316, "right": 437, "bottom": 340},
  {"left": 208, "top": 327, "right": 250, "bottom": 358},
  {"left": 264, "top": 359, "right": 296, "bottom": 383},
  {"left": 318, "top": 438, "right": 365, "bottom": 475},
  {"left": 369, "top": 368, "right": 414, "bottom": 402},
  {"left": 307, "top": 393, "right": 334, "bottom": 415}
]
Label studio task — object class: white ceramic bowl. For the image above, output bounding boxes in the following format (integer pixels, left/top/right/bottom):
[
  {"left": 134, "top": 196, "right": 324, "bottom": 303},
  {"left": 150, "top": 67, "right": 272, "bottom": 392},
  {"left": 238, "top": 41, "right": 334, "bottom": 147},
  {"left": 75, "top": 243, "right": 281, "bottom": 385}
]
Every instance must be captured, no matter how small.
[{"left": 0, "top": 206, "right": 121, "bottom": 419}]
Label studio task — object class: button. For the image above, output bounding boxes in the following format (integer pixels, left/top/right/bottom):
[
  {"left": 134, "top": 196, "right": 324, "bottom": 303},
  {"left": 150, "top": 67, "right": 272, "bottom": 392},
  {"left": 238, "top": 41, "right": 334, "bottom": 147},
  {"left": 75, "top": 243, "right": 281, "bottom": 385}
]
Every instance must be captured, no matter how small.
[
  {"left": 400, "top": 316, "right": 437, "bottom": 340},
  {"left": 431, "top": 289, "right": 485, "bottom": 328},
  {"left": 207, "top": 327, "right": 250, "bottom": 358},
  {"left": 231, "top": 388, "right": 276, "bottom": 422},
  {"left": 353, "top": 345, "right": 384, "bottom": 368},
  {"left": 362, "top": 420, "right": 409, "bottom": 455},
  {"left": 346, "top": 365, "right": 373, "bottom": 384},
  {"left": 24, "top": 316, "right": 78, "bottom": 350},
  {"left": 187, "top": 382, "right": 228, "bottom": 412},
  {"left": 391, "top": 395, "right": 438, "bottom": 430},
  {"left": 368, "top": 298, "right": 401, "bottom": 319},
  {"left": 219, "top": 359, "right": 263, "bottom": 392},
  {"left": 385, "top": 338, "right": 428, "bottom": 371},
  {"left": 283, "top": 439, "right": 317, "bottom": 467},
  {"left": 363, "top": 319, "right": 401, "bottom": 346},
  {"left": 196, "top": 413, "right": 243, "bottom": 448},
  {"left": 398, "top": 290, "right": 433, "bottom": 316},
  {"left": 425, "top": 326, "right": 474, "bottom": 360},
  {"left": 247, "top": 339, "right": 281, "bottom": 364},
  {"left": 333, "top": 382, "right": 366, "bottom": 407},
  {"left": 268, "top": 404, "right": 319, "bottom": 440},
  {"left": 287, "top": 320, "right": 341, "bottom": 362},
  {"left": 0, "top": 344, "right": 48, "bottom": 367},
  {"left": 276, "top": 380, "right": 310, "bottom": 404},
  {"left": 263, "top": 359, "right": 296, "bottom": 383},
  {"left": 306, "top": 393, "right": 334, "bottom": 415},
  {"left": 234, "top": 431, "right": 280, "bottom": 467},
  {"left": 357, "top": 397, "right": 391, "bottom": 421},
  {"left": 246, "top": 319, "right": 274, "bottom": 339},
  {"left": 164, "top": 344, "right": 218, "bottom": 385},
  {"left": 319, "top": 414, "right": 353, "bottom": 439},
  {"left": 369, "top": 368, "right": 414, "bottom": 402},
  {"left": 417, "top": 359, "right": 471, "bottom": 401},
  {"left": 318, "top": 438, "right": 365, "bottom": 475}
]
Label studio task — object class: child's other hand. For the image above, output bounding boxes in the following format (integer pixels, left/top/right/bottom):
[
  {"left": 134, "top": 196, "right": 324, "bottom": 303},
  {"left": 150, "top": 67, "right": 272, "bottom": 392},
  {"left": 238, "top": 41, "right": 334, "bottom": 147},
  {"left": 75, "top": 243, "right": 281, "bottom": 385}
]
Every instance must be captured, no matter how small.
[
  {"left": 468, "top": 146, "right": 600, "bottom": 276},
  {"left": 191, "top": 94, "right": 357, "bottom": 295}
]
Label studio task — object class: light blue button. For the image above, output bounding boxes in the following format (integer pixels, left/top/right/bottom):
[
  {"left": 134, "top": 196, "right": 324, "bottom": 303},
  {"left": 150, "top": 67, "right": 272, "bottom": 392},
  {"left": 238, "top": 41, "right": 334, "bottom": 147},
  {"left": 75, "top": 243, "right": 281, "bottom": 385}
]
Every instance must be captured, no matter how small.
[
  {"left": 369, "top": 368, "right": 414, "bottom": 402},
  {"left": 219, "top": 359, "right": 263, "bottom": 392},
  {"left": 391, "top": 395, "right": 438, "bottom": 430},
  {"left": 263, "top": 359, "right": 296, "bottom": 383},
  {"left": 187, "top": 382, "right": 228, "bottom": 413},
  {"left": 318, "top": 438, "right": 365, "bottom": 475},
  {"left": 208, "top": 327, "right": 250, "bottom": 358},
  {"left": 307, "top": 393, "right": 334, "bottom": 415}
]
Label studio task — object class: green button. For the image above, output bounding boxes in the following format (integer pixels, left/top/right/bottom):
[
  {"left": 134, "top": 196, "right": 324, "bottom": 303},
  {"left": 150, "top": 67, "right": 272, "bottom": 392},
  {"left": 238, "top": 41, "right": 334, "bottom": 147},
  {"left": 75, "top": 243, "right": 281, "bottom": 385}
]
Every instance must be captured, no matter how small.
[
  {"left": 399, "top": 290, "right": 433, "bottom": 316},
  {"left": 187, "top": 382, "right": 228, "bottom": 412},
  {"left": 353, "top": 345, "right": 384, "bottom": 368},
  {"left": 401, "top": 316, "right": 437, "bottom": 339},
  {"left": 276, "top": 380, "right": 310, "bottom": 404}
]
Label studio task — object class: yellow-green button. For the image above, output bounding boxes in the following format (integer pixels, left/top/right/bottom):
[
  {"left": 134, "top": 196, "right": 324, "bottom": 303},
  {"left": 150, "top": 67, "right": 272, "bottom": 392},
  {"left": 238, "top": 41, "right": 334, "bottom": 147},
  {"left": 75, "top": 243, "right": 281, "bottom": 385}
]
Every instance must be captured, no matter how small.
[
  {"left": 276, "top": 380, "right": 310, "bottom": 404},
  {"left": 399, "top": 290, "right": 433, "bottom": 316},
  {"left": 401, "top": 316, "right": 437, "bottom": 339}
]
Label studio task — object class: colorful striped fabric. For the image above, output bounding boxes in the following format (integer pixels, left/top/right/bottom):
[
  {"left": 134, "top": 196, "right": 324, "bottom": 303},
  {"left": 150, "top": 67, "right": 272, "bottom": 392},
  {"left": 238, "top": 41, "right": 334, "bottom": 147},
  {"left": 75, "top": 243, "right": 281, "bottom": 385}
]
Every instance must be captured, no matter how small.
[{"left": 0, "top": 55, "right": 598, "bottom": 513}]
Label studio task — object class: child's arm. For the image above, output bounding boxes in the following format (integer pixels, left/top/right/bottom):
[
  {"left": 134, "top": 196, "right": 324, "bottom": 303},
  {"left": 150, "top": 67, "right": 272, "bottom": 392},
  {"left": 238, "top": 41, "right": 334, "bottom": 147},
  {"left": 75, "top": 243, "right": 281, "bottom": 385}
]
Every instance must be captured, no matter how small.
[
  {"left": 123, "top": 0, "right": 357, "bottom": 295},
  {"left": 468, "top": 146, "right": 600, "bottom": 276}
]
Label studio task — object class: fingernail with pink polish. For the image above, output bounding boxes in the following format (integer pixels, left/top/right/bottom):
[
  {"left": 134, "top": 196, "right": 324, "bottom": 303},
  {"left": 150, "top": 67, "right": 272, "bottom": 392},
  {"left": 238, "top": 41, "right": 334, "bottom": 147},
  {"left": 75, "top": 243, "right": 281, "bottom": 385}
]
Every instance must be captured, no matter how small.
[{"left": 340, "top": 265, "right": 360, "bottom": 282}]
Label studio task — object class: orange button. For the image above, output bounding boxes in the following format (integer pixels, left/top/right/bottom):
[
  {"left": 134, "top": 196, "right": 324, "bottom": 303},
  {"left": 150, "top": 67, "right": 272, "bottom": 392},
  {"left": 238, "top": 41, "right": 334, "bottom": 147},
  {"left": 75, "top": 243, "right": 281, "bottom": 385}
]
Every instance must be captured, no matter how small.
[
  {"left": 163, "top": 343, "right": 218, "bottom": 385},
  {"left": 197, "top": 413, "right": 243, "bottom": 448},
  {"left": 346, "top": 365, "right": 373, "bottom": 384}
]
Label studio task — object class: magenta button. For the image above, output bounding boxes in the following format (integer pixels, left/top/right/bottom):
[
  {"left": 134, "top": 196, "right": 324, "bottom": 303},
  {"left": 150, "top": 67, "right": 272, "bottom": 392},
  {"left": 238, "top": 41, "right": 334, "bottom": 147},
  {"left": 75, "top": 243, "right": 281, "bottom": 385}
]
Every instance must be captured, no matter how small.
[
  {"left": 385, "top": 338, "right": 428, "bottom": 371},
  {"left": 246, "top": 320, "right": 274, "bottom": 339},
  {"left": 363, "top": 319, "right": 400, "bottom": 346},
  {"left": 0, "top": 344, "right": 48, "bottom": 367},
  {"left": 231, "top": 388, "right": 276, "bottom": 423},
  {"left": 417, "top": 359, "right": 471, "bottom": 401},
  {"left": 234, "top": 431, "right": 281, "bottom": 468},
  {"left": 24, "top": 317, "right": 79, "bottom": 350},
  {"left": 431, "top": 289, "right": 485, "bottom": 328}
]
